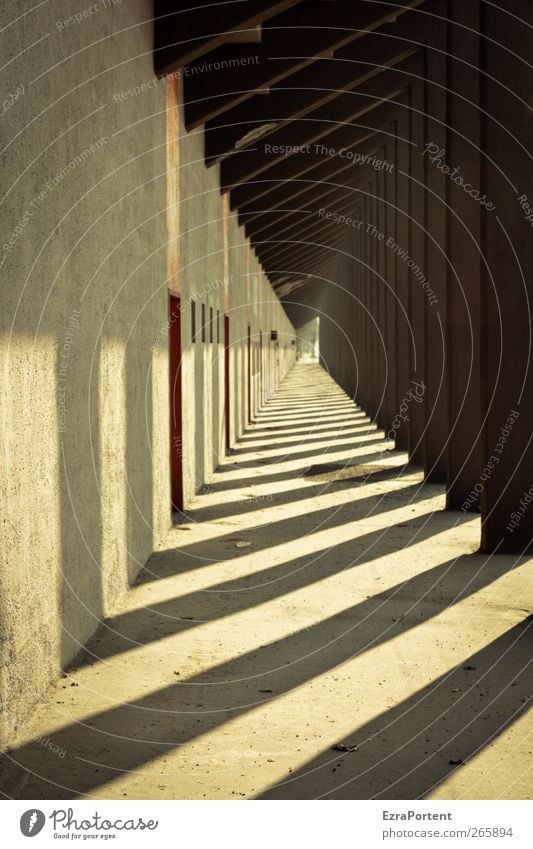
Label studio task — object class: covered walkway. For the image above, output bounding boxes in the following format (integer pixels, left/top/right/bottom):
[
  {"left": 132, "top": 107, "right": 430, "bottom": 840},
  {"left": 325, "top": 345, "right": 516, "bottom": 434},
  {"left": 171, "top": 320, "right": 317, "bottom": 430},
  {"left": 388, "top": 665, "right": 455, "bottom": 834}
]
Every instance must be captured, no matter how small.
[{"left": 3, "top": 364, "right": 531, "bottom": 800}]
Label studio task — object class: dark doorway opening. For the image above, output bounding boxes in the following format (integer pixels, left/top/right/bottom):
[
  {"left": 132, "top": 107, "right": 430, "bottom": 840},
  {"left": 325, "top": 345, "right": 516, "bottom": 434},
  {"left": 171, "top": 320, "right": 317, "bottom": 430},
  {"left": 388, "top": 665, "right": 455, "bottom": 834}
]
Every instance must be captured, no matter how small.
[
  {"left": 169, "top": 294, "right": 183, "bottom": 513},
  {"left": 224, "top": 314, "right": 230, "bottom": 451},
  {"left": 259, "top": 330, "right": 263, "bottom": 410},
  {"left": 247, "top": 323, "right": 252, "bottom": 423}
]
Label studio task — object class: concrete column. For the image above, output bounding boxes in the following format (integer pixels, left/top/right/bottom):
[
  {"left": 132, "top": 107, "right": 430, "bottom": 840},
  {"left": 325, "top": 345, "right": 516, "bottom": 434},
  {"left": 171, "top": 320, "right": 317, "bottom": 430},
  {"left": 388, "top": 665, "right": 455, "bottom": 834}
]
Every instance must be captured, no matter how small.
[
  {"left": 394, "top": 96, "right": 412, "bottom": 451},
  {"left": 360, "top": 187, "right": 371, "bottom": 413},
  {"left": 423, "top": 3, "right": 449, "bottom": 482},
  {"left": 369, "top": 174, "right": 380, "bottom": 421},
  {"left": 480, "top": 2, "right": 533, "bottom": 552},
  {"left": 346, "top": 213, "right": 358, "bottom": 400},
  {"left": 384, "top": 128, "right": 398, "bottom": 434},
  {"left": 376, "top": 161, "right": 388, "bottom": 430},
  {"left": 408, "top": 75, "right": 426, "bottom": 464},
  {"left": 446, "top": 0, "right": 483, "bottom": 510},
  {"left": 354, "top": 202, "right": 364, "bottom": 403}
]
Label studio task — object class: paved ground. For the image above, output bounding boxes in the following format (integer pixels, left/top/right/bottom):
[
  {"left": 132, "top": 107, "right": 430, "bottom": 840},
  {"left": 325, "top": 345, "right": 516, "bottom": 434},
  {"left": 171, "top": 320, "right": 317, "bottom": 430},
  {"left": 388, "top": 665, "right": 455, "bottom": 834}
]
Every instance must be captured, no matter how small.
[{"left": 2, "top": 364, "right": 532, "bottom": 799}]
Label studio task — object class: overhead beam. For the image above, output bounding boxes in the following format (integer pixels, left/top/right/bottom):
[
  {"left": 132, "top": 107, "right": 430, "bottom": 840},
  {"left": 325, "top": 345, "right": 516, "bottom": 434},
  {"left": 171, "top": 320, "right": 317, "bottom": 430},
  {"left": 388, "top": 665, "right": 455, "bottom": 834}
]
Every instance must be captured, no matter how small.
[
  {"left": 154, "top": 0, "right": 304, "bottom": 77},
  {"left": 254, "top": 171, "right": 381, "bottom": 268},
  {"left": 238, "top": 123, "right": 401, "bottom": 253},
  {"left": 249, "top": 148, "right": 387, "bottom": 251},
  {"left": 256, "top": 206, "right": 363, "bottom": 268},
  {"left": 185, "top": 0, "right": 425, "bottom": 128},
  {"left": 228, "top": 64, "right": 415, "bottom": 210},
  {"left": 259, "top": 232, "right": 349, "bottom": 274},
  {"left": 208, "top": 6, "right": 425, "bottom": 165},
  {"left": 260, "top": 239, "right": 347, "bottom": 269},
  {"left": 219, "top": 46, "right": 418, "bottom": 195},
  {"left": 242, "top": 125, "right": 381, "bottom": 232},
  {"left": 261, "top": 209, "right": 356, "bottom": 253},
  {"left": 274, "top": 280, "right": 312, "bottom": 298},
  {"left": 242, "top": 109, "right": 402, "bottom": 237},
  {"left": 257, "top": 217, "right": 356, "bottom": 269},
  {"left": 267, "top": 244, "right": 345, "bottom": 283}
]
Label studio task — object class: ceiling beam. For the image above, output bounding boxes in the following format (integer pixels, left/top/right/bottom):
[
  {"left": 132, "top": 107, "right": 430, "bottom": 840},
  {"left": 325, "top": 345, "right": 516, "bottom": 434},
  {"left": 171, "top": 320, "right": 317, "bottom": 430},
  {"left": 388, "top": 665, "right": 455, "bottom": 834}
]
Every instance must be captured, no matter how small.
[
  {"left": 219, "top": 49, "right": 418, "bottom": 196},
  {"left": 257, "top": 220, "right": 354, "bottom": 269},
  {"left": 274, "top": 280, "right": 311, "bottom": 298},
  {"left": 242, "top": 113, "right": 402, "bottom": 237},
  {"left": 260, "top": 233, "right": 349, "bottom": 274},
  {"left": 154, "top": 0, "right": 304, "bottom": 77},
  {"left": 242, "top": 127, "right": 380, "bottom": 233},
  {"left": 185, "top": 0, "right": 425, "bottom": 129},
  {"left": 254, "top": 176, "right": 375, "bottom": 266},
  {"left": 228, "top": 65, "right": 414, "bottom": 210},
  {"left": 208, "top": 6, "right": 425, "bottom": 166},
  {"left": 268, "top": 247, "right": 342, "bottom": 284},
  {"left": 256, "top": 199, "right": 363, "bottom": 263},
  {"left": 246, "top": 148, "right": 397, "bottom": 250}
]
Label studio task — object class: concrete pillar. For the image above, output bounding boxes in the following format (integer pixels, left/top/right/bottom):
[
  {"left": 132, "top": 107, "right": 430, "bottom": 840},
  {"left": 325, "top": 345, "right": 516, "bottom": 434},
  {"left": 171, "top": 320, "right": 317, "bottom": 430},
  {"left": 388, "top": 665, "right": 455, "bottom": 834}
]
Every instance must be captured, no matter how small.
[
  {"left": 384, "top": 128, "right": 398, "bottom": 434},
  {"left": 360, "top": 187, "right": 371, "bottom": 413},
  {"left": 354, "top": 202, "right": 364, "bottom": 403},
  {"left": 423, "top": 3, "right": 449, "bottom": 482},
  {"left": 376, "top": 162, "right": 388, "bottom": 429},
  {"left": 408, "top": 75, "right": 426, "bottom": 464},
  {"left": 394, "top": 96, "right": 412, "bottom": 451},
  {"left": 480, "top": 1, "right": 533, "bottom": 553},
  {"left": 446, "top": 0, "right": 483, "bottom": 510},
  {"left": 369, "top": 175, "right": 380, "bottom": 421}
]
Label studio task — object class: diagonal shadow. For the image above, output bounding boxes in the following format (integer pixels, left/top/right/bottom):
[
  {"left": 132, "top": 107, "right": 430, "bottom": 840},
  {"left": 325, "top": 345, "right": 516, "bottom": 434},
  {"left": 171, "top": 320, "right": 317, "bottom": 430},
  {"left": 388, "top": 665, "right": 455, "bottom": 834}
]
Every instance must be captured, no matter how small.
[
  {"left": 230, "top": 425, "right": 378, "bottom": 455},
  {"left": 215, "top": 435, "right": 384, "bottom": 470},
  {"left": 257, "top": 405, "right": 363, "bottom": 419},
  {"left": 71, "top": 510, "right": 507, "bottom": 669},
  {"left": 257, "top": 617, "right": 533, "bottom": 800},
  {"left": 180, "top": 459, "right": 408, "bottom": 524},
  {"left": 243, "top": 414, "right": 367, "bottom": 434},
  {"left": 1, "top": 549, "right": 522, "bottom": 800},
  {"left": 302, "top": 463, "right": 410, "bottom": 484},
  {"left": 71, "top": 500, "right": 449, "bottom": 666},
  {"left": 237, "top": 420, "right": 377, "bottom": 446},
  {"left": 136, "top": 479, "right": 455, "bottom": 585},
  {"left": 262, "top": 402, "right": 358, "bottom": 412},
  {"left": 252, "top": 412, "right": 365, "bottom": 428},
  {"left": 191, "top": 448, "right": 393, "bottom": 493}
]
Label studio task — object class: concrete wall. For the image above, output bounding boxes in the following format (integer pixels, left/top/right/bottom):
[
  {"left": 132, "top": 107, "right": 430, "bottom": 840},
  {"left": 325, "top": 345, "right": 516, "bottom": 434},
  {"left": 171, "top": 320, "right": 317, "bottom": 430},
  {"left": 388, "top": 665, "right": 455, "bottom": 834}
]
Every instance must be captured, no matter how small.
[
  {"left": 0, "top": 0, "right": 294, "bottom": 747},
  {"left": 0, "top": 0, "right": 169, "bottom": 747}
]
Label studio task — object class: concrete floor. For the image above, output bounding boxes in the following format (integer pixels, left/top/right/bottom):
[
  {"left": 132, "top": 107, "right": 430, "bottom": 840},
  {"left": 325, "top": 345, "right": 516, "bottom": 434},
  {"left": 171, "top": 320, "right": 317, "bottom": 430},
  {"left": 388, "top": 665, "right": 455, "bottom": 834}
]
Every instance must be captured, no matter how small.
[{"left": 1, "top": 364, "right": 532, "bottom": 800}]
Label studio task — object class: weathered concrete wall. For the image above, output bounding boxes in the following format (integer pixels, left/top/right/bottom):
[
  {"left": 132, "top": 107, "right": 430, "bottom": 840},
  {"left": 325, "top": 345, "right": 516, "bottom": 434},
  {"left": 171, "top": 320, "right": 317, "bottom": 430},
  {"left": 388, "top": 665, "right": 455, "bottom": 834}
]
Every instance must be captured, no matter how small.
[
  {"left": 0, "top": 0, "right": 169, "bottom": 746},
  {"left": 0, "top": 1, "right": 294, "bottom": 747}
]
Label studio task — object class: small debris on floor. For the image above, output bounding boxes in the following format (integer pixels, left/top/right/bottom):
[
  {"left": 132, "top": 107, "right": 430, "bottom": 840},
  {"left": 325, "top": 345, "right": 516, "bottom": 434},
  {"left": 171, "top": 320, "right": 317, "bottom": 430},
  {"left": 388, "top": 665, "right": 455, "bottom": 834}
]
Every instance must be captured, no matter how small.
[
  {"left": 449, "top": 758, "right": 464, "bottom": 766},
  {"left": 464, "top": 664, "right": 477, "bottom": 670},
  {"left": 332, "top": 743, "right": 357, "bottom": 753},
  {"left": 235, "top": 540, "right": 252, "bottom": 548}
]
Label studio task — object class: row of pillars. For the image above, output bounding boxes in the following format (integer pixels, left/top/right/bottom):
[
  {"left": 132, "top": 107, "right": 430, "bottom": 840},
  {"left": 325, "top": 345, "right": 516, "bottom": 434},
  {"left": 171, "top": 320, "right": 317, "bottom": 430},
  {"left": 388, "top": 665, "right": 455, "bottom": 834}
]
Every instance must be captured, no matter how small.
[{"left": 316, "top": 0, "right": 532, "bottom": 554}]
